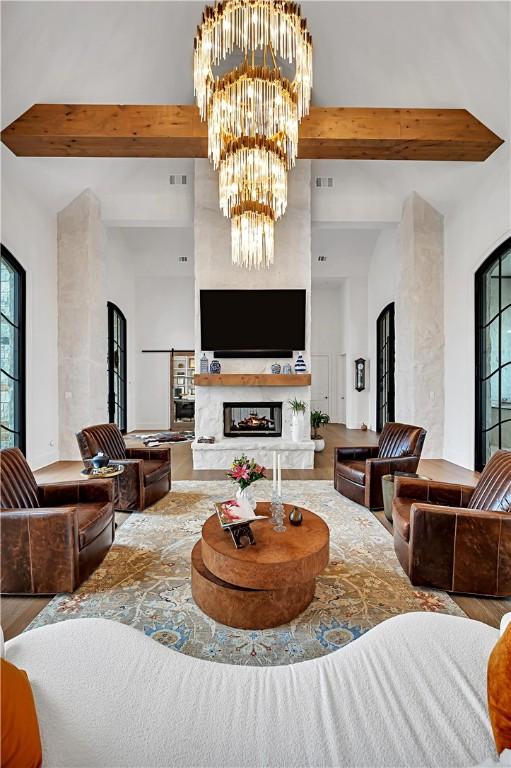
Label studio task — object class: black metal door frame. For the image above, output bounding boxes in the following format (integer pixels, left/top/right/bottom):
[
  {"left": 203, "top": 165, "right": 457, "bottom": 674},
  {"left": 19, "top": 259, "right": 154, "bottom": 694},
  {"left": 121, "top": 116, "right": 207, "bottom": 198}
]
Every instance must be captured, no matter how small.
[
  {"left": 376, "top": 302, "right": 395, "bottom": 433},
  {"left": 1, "top": 244, "right": 26, "bottom": 453},
  {"left": 475, "top": 236, "right": 511, "bottom": 470},
  {"left": 107, "top": 301, "right": 127, "bottom": 433}
]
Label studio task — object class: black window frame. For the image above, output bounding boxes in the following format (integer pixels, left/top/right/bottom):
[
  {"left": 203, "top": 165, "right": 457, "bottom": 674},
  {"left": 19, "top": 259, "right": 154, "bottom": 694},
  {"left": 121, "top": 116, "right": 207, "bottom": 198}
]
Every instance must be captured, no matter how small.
[
  {"left": 475, "top": 236, "right": 511, "bottom": 471},
  {"left": 376, "top": 302, "right": 395, "bottom": 433},
  {"left": 107, "top": 301, "right": 127, "bottom": 434},
  {"left": 1, "top": 244, "right": 26, "bottom": 454}
]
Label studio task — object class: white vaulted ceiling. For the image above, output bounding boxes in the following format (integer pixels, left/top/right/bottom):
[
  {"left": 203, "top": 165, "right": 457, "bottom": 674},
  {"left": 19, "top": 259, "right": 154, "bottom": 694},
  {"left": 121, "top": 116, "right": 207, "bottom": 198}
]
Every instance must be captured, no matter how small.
[{"left": 1, "top": 0, "right": 510, "bottom": 221}]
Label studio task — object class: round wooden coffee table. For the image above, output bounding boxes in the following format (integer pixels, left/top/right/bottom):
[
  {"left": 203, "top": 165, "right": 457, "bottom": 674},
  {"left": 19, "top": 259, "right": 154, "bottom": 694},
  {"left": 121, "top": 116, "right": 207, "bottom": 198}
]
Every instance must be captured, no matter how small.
[{"left": 191, "top": 502, "right": 329, "bottom": 630}]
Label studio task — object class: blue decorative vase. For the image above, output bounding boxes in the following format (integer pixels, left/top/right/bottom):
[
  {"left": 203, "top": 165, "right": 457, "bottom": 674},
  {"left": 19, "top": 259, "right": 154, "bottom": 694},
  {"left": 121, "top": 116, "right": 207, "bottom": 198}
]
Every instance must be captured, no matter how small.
[
  {"left": 200, "top": 353, "right": 209, "bottom": 373},
  {"left": 271, "top": 363, "right": 281, "bottom": 374},
  {"left": 91, "top": 452, "right": 109, "bottom": 469},
  {"left": 210, "top": 359, "right": 221, "bottom": 374},
  {"left": 294, "top": 353, "right": 307, "bottom": 373},
  {"left": 282, "top": 363, "right": 292, "bottom": 375}
]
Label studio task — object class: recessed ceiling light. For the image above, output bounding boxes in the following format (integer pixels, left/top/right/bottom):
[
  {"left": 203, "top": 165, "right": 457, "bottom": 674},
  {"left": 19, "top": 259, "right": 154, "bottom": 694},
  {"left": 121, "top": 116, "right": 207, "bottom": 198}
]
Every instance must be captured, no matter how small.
[
  {"left": 169, "top": 174, "right": 188, "bottom": 185},
  {"left": 318, "top": 255, "right": 327, "bottom": 262},
  {"left": 178, "top": 256, "right": 188, "bottom": 262}
]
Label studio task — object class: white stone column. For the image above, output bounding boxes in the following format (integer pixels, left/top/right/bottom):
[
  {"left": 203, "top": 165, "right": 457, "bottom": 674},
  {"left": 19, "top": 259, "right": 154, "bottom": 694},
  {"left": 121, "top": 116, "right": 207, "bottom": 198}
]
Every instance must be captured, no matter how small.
[
  {"left": 395, "top": 192, "right": 444, "bottom": 458},
  {"left": 57, "top": 189, "right": 108, "bottom": 459}
]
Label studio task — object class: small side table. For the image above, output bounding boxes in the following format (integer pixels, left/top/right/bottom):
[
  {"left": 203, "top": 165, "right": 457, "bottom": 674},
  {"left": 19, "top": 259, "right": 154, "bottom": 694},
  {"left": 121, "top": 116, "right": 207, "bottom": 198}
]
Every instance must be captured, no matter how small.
[{"left": 381, "top": 472, "right": 428, "bottom": 523}]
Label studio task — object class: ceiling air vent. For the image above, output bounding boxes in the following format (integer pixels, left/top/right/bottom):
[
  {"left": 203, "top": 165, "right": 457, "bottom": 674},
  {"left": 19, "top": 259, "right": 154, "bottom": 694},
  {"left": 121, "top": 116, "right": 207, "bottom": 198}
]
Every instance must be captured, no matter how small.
[
  {"left": 169, "top": 174, "right": 188, "bottom": 186},
  {"left": 315, "top": 176, "right": 334, "bottom": 188},
  {"left": 317, "top": 255, "right": 327, "bottom": 262},
  {"left": 178, "top": 256, "right": 188, "bottom": 263}
]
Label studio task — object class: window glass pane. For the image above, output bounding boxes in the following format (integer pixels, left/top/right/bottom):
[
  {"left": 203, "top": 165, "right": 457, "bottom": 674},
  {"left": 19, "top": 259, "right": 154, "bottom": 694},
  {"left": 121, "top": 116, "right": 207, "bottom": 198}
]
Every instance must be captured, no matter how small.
[
  {"left": 483, "top": 315, "right": 500, "bottom": 377},
  {"left": 484, "top": 424, "right": 500, "bottom": 460},
  {"left": 502, "top": 306, "right": 511, "bottom": 369},
  {"left": 485, "top": 260, "right": 500, "bottom": 321},
  {"left": 501, "top": 418, "right": 511, "bottom": 450},
  {"left": 500, "top": 249, "right": 511, "bottom": 309},
  {"left": 0, "top": 317, "right": 14, "bottom": 376},
  {"left": 481, "top": 369, "right": 500, "bottom": 430},
  {"left": 501, "top": 364, "right": 511, "bottom": 412},
  {"left": 0, "top": 259, "right": 14, "bottom": 321},
  {"left": 0, "top": 371, "right": 15, "bottom": 448}
]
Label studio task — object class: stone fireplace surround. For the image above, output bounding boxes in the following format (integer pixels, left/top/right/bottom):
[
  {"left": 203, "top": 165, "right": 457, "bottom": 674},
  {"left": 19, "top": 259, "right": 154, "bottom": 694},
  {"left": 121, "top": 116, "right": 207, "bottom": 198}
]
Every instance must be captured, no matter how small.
[
  {"left": 191, "top": 380, "right": 314, "bottom": 469},
  {"left": 192, "top": 159, "right": 313, "bottom": 470}
]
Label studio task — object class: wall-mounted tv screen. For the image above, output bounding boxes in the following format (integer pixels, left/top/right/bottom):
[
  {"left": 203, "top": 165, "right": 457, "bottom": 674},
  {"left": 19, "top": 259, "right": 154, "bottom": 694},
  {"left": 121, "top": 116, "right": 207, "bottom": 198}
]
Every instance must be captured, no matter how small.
[{"left": 200, "top": 289, "right": 306, "bottom": 357}]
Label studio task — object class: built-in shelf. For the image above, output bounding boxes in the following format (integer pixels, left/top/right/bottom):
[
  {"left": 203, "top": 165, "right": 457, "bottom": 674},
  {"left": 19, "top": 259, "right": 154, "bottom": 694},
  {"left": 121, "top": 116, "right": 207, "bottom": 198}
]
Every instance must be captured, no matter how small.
[{"left": 193, "top": 373, "right": 311, "bottom": 387}]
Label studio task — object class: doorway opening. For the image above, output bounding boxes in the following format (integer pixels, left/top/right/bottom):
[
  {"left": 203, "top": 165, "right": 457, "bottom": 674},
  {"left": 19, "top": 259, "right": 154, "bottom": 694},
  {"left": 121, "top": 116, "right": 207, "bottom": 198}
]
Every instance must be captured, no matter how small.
[
  {"left": 170, "top": 350, "right": 195, "bottom": 430},
  {"left": 107, "top": 301, "right": 127, "bottom": 433},
  {"left": 376, "top": 302, "right": 395, "bottom": 433},
  {"left": 475, "top": 237, "right": 511, "bottom": 470}
]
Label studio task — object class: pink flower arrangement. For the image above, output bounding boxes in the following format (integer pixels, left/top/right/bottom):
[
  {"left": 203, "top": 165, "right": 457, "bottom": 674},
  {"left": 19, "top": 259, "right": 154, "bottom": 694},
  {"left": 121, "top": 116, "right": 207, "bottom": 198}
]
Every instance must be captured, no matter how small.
[{"left": 227, "top": 454, "right": 266, "bottom": 490}]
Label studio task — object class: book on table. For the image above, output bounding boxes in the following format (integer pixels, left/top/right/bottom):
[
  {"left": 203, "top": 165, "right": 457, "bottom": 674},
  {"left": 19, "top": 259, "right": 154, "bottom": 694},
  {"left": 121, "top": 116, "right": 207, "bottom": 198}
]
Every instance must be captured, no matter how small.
[{"left": 215, "top": 498, "right": 266, "bottom": 528}]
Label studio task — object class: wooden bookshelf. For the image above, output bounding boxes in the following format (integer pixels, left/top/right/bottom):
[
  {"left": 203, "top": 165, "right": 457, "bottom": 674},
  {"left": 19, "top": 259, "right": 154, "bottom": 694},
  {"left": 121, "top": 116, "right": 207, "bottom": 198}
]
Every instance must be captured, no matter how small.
[{"left": 193, "top": 373, "right": 311, "bottom": 387}]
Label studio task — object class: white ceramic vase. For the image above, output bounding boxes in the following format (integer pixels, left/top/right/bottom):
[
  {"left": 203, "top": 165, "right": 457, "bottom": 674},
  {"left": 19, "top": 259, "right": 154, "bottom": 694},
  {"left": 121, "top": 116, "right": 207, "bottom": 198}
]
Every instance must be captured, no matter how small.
[
  {"left": 235, "top": 484, "right": 257, "bottom": 511},
  {"left": 291, "top": 412, "right": 305, "bottom": 442},
  {"left": 313, "top": 437, "right": 325, "bottom": 452}
]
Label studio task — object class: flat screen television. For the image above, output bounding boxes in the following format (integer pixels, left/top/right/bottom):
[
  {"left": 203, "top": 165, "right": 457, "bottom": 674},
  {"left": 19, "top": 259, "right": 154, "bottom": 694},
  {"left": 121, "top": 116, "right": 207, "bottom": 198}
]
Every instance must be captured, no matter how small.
[{"left": 200, "top": 289, "right": 306, "bottom": 357}]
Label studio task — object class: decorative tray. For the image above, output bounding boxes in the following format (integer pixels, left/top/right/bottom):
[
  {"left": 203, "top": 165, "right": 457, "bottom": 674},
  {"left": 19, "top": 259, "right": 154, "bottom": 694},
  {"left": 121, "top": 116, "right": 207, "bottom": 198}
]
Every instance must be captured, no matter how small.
[{"left": 80, "top": 464, "right": 124, "bottom": 478}]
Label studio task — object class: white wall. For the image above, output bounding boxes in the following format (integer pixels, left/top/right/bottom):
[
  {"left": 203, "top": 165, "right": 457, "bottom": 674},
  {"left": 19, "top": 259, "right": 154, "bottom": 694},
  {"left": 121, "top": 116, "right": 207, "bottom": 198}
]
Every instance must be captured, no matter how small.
[
  {"left": 311, "top": 283, "right": 344, "bottom": 422},
  {"left": 134, "top": 274, "right": 194, "bottom": 430},
  {"left": 105, "top": 229, "right": 137, "bottom": 431},
  {"left": 443, "top": 150, "right": 511, "bottom": 469},
  {"left": 343, "top": 277, "right": 370, "bottom": 430},
  {"left": 1, "top": 154, "right": 59, "bottom": 469},
  {"left": 367, "top": 229, "right": 399, "bottom": 431}
]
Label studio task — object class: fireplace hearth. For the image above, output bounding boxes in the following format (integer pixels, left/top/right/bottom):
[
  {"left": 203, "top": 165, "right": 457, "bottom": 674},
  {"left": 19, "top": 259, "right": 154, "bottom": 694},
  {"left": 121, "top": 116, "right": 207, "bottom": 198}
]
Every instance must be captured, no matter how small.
[{"left": 224, "top": 402, "right": 282, "bottom": 437}]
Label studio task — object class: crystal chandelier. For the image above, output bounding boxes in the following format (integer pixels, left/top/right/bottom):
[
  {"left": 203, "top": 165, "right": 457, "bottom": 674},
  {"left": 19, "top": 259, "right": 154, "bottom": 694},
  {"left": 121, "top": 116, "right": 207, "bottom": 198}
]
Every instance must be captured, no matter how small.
[{"left": 194, "top": 1, "right": 313, "bottom": 269}]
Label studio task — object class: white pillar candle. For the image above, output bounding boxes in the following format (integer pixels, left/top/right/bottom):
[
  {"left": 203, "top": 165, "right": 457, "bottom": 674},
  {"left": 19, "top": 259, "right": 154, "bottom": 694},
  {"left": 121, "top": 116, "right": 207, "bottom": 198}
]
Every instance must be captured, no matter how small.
[
  {"left": 277, "top": 454, "right": 282, "bottom": 498},
  {"left": 273, "top": 451, "right": 277, "bottom": 493}
]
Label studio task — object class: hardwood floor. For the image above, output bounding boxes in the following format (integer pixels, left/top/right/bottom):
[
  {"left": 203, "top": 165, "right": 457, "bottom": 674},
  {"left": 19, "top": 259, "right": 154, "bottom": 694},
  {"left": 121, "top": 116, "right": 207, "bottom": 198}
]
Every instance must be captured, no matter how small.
[{"left": 2, "top": 424, "right": 508, "bottom": 641}]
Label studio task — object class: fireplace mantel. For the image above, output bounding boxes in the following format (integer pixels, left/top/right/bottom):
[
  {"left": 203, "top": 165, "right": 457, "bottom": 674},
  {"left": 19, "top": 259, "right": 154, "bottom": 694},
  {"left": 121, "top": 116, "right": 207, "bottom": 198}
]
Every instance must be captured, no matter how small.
[{"left": 194, "top": 374, "right": 311, "bottom": 387}]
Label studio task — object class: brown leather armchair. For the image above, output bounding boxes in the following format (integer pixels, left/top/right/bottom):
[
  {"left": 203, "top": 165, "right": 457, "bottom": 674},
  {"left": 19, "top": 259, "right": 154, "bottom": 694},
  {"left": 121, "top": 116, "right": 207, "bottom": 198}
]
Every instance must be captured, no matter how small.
[
  {"left": 334, "top": 422, "right": 427, "bottom": 510},
  {"left": 392, "top": 449, "right": 511, "bottom": 597},
  {"left": 76, "top": 423, "right": 171, "bottom": 512},
  {"left": 0, "top": 447, "right": 115, "bottom": 594}
]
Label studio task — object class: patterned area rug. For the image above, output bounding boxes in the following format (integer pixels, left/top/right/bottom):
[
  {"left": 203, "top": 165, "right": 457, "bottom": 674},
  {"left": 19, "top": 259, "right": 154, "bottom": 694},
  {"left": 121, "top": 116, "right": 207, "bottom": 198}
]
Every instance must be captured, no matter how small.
[{"left": 28, "top": 480, "right": 465, "bottom": 666}]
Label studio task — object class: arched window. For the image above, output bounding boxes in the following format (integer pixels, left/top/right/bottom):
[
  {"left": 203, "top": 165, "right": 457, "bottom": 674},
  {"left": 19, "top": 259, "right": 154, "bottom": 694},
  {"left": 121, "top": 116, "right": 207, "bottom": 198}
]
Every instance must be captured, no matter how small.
[
  {"left": 475, "top": 237, "right": 511, "bottom": 470},
  {"left": 376, "top": 302, "right": 395, "bottom": 432},
  {"left": 1, "top": 245, "right": 26, "bottom": 452},
  {"left": 107, "top": 302, "right": 127, "bottom": 433}
]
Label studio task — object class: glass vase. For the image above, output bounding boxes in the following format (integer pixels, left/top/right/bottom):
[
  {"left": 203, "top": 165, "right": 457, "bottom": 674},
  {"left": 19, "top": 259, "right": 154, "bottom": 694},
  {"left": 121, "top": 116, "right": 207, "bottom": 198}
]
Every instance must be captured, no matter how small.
[{"left": 273, "top": 502, "right": 286, "bottom": 533}]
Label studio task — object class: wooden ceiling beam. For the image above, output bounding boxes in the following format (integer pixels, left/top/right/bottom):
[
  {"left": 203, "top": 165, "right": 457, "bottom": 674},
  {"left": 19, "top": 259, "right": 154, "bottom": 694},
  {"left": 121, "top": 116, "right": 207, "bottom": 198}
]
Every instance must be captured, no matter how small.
[{"left": 1, "top": 103, "right": 503, "bottom": 161}]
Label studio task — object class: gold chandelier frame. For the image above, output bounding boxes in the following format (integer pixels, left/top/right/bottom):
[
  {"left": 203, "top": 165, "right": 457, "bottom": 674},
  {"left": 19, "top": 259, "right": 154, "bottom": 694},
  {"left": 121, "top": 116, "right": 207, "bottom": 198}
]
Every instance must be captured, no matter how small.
[{"left": 208, "top": 62, "right": 299, "bottom": 169}]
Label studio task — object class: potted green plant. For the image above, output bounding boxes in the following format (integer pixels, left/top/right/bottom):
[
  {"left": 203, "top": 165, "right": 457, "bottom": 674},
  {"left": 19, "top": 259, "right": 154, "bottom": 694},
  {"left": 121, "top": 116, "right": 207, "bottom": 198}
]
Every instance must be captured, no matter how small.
[
  {"left": 288, "top": 398, "right": 306, "bottom": 442},
  {"left": 310, "top": 410, "right": 330, "bottom": 452}
]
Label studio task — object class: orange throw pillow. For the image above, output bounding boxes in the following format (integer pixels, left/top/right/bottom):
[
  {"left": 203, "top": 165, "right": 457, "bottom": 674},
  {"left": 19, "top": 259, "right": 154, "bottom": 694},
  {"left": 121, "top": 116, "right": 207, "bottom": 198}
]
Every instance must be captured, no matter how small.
[
  {"left": 487, "top": 623, "right": 511, "bottom": 754},
  {"left": 1, "top": 658, "right": 42, "bottom": 768}
]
